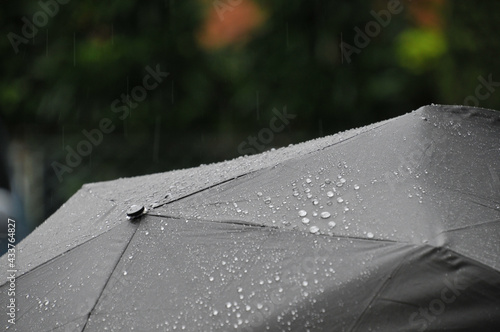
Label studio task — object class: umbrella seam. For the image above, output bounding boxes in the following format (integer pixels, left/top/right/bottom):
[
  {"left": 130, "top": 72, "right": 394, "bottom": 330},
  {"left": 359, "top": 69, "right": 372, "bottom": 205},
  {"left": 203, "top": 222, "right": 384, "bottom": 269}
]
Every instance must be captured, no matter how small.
[
  {"left": 347, "top": 245, "right": 417, "bottom": 332},
  {"left": 150, "top": 120, "right": 392, "bottom": 211},
  {"left": 0, "top": 207, "right": 124, "bottom": 287},
  {"left": 139, "top": 214, "right": 408, "bottom": 245},
  {"left": 437, "top": 218, "right": 500, "bottom": 234},
  {"left": 150, "top": 169, "right": 260, "bottom": 210},
  {"left": 445, "top": 247, "right": 500, "bottom": 276},
  {"left": 80, "top": 221, "right": 141, "bottom": 332}
]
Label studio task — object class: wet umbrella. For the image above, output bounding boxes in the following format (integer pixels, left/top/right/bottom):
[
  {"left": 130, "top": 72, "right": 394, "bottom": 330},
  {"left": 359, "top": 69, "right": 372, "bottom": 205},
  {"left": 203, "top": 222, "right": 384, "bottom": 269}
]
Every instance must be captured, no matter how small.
[{"left": 1, "top": 104, "right": 500, "bottom": 331}]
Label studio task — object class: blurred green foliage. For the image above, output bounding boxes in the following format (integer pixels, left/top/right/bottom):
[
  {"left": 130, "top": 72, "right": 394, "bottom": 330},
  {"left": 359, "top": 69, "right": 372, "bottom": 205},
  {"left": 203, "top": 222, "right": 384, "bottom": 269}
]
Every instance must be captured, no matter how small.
[{"left": 1, "top": 0, "right": 499, "bottom": 228}]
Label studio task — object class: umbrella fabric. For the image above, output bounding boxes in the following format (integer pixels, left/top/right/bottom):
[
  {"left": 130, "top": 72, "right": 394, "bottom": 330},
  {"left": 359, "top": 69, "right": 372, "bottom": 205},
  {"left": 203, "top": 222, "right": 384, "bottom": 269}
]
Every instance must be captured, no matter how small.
[{"left": 1, "top": 104, "right": 499, "bottom": 331}]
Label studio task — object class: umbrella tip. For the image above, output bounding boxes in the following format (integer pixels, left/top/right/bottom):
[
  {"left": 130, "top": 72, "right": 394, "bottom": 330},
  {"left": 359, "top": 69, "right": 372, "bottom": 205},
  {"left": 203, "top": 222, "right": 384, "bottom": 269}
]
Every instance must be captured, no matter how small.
[{"left": 126, "top": 204, "right": 146, "bottom": 220}]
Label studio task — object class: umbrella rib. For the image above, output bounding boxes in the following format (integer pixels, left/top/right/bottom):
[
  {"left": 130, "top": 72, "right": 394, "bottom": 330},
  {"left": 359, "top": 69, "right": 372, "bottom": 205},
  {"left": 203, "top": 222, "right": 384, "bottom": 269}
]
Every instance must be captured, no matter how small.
[
  {"left": 150, "top": 121, "right": 391, "bottom": 211},
  {"left": 445, "top": 247, "right": 500, "bottom": 276},
  {"left": 146, "top": 214, "right": 406, "bottom": 244},
  {"left": 437, "top": 218, "right": 500, "bottom": 234},
  {"left": 347, "top": 247, "right": 414, "bottom": 332},
  {"left": 80, "top": 222, "right": 141, "bottom": 332},
  {"left": 147, "top": 213, "right": 276, "bottom": 228},
  {"left": 150, "top": 169, "right": 260, "bottom": 210}
]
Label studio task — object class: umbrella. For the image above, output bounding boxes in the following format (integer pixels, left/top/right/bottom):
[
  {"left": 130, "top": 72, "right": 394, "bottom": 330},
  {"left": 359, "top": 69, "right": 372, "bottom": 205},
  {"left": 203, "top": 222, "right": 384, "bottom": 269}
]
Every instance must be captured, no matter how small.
[{"left": 1, "top": 104, "right": 499, "bottom": 331}]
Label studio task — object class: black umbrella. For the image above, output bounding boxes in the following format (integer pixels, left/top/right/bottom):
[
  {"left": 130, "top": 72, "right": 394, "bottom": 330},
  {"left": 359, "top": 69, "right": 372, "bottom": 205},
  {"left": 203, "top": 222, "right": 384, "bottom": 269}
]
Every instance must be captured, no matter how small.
[{"left": 1, "top": 105, "right": 500, "bottom": 331}]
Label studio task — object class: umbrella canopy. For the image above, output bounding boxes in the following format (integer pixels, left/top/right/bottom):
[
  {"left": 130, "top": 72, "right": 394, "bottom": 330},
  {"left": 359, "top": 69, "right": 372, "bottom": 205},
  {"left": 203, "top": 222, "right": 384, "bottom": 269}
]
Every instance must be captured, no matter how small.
[{"left": 1, "top": 104, "right": 500, "bottom": 331}]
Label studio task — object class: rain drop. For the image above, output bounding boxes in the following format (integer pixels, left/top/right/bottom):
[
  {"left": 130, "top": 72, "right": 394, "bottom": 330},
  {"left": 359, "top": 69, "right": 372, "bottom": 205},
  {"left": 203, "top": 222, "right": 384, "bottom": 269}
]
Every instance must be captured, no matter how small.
[
  {"left": 367, "top": 232, "right": 374, "bottom": 238},
  {"left": 354, "top": 184, "right": 360, "bottom": 190},
  {"left": 309, "top": 226, "right": 320, "bottom": 234},
  {"left": 298, "top": 210, "right": 307, "bottom": 217},
  {"left": 306, "top": 178, "right": 312, "bottom": 184},
  {"left": 226, "top": 302, "right": 232, "bottom": 308},
  {"left": 123, "top": 271, "right": 128, "bottom": 276},
  {"left": 301, "top": 217, "right": 310, "bottom": 225},
  {"left": 327, "top": 191, "right": 334, "bottom": 198},
  {"left": 328, "top": 221, "right": 336, "bottom": 228},
  {"left": 336, "top": 197, "right": 344, "bottom": 203},
  {"left": 320, "top": 211, "right": 331, "bottom": 219}
]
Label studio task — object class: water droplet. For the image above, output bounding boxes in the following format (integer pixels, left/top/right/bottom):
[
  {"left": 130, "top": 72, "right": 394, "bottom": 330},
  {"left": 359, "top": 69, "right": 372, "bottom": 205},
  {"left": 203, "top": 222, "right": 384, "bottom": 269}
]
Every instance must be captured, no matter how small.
[
  {"left": 301, "top": 217, "right": 310, "bottom": 224},
  {"left": 257, "top": 303, "right": 263, "bottom": 309},
  {"left": 302, "top": 281, "right": 308, "bottom": 286},
  {"left": 340, "top": 178, "right": 346, "bottom": 183},
  {"left": 328, "top": 221, "right": 336, "bottom": 228},
  {"left": 309, "top": 226, "right": 319, "bottom": 234},
  {"left": 306, "top": 178, "right": 312, "bottom": 184},
  {"left": 367, "top": 232, "right": 374, "bottom": 238},
  {"left": 123, "top": 271, "right": 128, "bottom": 276},
  {"left": 327, "top": 191, "right": 334, "bottom": 198},
  {"left": 226, "top": 302, "right": 232, "bottom": 308},
  {"left": 257, "top": 192, "right": 263, "bottom": 197},
  {"left": 312, "top": 199, "right": 319, "bottom": 205},
  {"left": 354, "top": 184, "right": 360, "bottom": 190},
  {"left": 320, "top": 211, "right": 331, "bottom": 219},
  {"left": 145, "top": 231, "right": 149, "bottom": 236},
  {"left": 336, "top": 197, "right": 344, "bottom": 203},
  {"left": 213, "top": 309, "right": 218, "bottom": 315},
  {"left": 298, "top": 210, "right": 307, "bottom": 217},
  {"left": 264, "top": 197, "right": 272, "bottom": 204}
]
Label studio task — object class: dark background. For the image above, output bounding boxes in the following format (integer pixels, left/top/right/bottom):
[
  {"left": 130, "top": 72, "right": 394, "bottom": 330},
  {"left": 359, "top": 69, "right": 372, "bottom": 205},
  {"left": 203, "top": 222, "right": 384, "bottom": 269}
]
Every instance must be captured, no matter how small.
[{"left": 1, "top": 0, "right": 499, "bottom": 235}]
